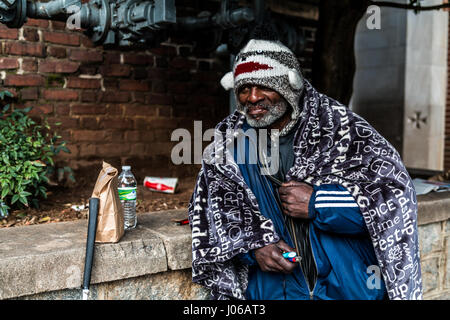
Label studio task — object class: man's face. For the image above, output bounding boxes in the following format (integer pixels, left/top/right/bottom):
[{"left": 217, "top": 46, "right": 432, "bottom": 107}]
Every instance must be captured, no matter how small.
[{"left": 238, "top": 85, "right": 289, "bottom": 128}]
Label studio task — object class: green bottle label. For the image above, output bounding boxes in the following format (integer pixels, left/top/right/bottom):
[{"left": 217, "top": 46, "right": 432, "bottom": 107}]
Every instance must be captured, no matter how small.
[{"left": 118, "top": 187, "right": 137, "bottom": 201}]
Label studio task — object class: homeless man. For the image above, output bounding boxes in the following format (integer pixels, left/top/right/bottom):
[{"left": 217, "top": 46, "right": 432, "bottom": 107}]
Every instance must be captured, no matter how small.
[{"left": 188, "top": 39, "right": 422, "bottom": 300}]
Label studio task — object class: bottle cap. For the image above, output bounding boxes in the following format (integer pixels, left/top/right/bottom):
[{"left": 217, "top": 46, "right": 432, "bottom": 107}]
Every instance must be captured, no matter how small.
[{"left": 122, "top": 165, "right": 131, "bottom": 171}]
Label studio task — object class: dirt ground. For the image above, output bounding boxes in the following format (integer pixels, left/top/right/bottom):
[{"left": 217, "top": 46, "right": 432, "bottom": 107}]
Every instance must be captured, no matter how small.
[{"left": 0, "top": 175, "right": 197, "bottom": 228}]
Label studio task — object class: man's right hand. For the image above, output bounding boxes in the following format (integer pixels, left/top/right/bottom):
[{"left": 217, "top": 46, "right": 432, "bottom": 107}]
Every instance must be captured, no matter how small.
[{"left": 254, "top": 240, "right": 298, "bottom": 274}]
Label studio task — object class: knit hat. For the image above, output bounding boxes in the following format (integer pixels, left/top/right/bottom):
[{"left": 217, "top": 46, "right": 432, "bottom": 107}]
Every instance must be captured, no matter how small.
[{"left": 220, "top": 39, "right": 305, "bottom": 135}]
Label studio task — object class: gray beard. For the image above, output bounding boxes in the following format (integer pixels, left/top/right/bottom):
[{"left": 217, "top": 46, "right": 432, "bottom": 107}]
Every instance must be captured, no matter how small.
[{"left": 242, "top": 99, "right": 289, "bottom": 128}]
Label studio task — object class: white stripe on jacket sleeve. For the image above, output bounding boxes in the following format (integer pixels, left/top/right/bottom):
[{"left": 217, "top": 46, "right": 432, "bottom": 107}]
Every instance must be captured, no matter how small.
[
  {"left": 315, "top": 196, "right": 355, "bottom": 202},
  {"left": 315, "top": 203, "right": 359, "bottom": 208},
  {"left": 314, "top": 189, "right": 358, "bottom": 209},
  {"left": 315, "top": 190, "right": 350, "bottom": 196}
]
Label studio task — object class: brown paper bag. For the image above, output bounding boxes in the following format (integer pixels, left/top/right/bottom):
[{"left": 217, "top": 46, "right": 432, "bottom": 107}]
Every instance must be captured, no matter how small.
[{"left": 91, "top": 161, "right": 124, "bottom": 243}]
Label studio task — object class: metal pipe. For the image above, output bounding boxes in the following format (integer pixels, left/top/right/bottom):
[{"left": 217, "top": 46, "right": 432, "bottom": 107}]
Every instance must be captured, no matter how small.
[
  {"left": 27, "top": 0, "right": 80, "bottom": 21},
  {"left": 224, "top": 7, "right": 254, "bottom": 26},
  {"left": 253, "top": 0, "right": 265, "bottom": 24},
  {"left": 178, "top": 7, "right": 254, "bottom": 31},
  {"left": 79, "top": 4, "right": 100, "bottom": 29}
]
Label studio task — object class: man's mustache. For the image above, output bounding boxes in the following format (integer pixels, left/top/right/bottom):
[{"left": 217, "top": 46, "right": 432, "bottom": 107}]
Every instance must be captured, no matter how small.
[{"left": 244, "top": 103, "right": 271, "bottom": 111}]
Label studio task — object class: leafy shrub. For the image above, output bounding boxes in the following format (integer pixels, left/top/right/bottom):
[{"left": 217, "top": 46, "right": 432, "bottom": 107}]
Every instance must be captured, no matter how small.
[{"left": 0, "top": 90, "right": 73, "bottom": 213}]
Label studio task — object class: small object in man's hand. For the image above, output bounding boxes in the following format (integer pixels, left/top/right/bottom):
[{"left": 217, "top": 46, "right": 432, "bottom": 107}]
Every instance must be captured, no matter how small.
[{"left": 282, "top": 251, "right": 301, "bottom": 263}]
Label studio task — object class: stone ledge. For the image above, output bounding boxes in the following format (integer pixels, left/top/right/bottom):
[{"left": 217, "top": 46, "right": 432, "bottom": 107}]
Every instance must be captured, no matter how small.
[
  {"left": 417, "top": 191, "right": 450, "bottom": 226},
  {"left": 0, "top": 191, "right": 449, "bottom": 300},
  {"left": 0, "top": 209, "right": 190, "bottom": 300}
]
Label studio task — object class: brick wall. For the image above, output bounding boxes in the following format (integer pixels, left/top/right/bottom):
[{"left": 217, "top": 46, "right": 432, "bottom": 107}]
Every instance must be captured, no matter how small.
[
  {"left": 0, "top": 19, "right": 230, "bottom": 181},
  {"left": 0, "top": 2, "right": 317, "bottom": 183},
  {"left": 446, "top": 18, "right": 450, "bottom": 170}
]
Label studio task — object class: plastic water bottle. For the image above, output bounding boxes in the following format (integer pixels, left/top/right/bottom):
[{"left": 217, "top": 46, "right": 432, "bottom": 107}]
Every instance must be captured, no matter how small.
[{"left": 118, "top": 165, "right": 137, "bottom": 230}]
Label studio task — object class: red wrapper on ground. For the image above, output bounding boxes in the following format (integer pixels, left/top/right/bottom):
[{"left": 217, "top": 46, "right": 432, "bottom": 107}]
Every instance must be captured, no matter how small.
[{"left": 143, "top": 177, "right": 178, "bottom": 194}]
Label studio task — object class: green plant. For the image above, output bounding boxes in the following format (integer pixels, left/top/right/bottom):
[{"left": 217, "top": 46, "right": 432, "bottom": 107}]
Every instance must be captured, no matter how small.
[{"left": 0, "top": 90, "right": 73, "bottom": 213}]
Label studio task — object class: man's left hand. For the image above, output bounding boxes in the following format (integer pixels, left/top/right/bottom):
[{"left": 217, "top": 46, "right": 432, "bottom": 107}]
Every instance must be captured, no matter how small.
[{"left": 279, "top": 181, "right": 313, "bottom": 219}]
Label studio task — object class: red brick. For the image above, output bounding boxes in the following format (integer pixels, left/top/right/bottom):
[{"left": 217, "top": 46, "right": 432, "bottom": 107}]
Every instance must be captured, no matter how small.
[
  {"left": 140, "top": 142, "right": 174, "bottom": 156},
  {"left": 105, "top": 52, "right": 121, "bottom": 64},
  {"left": 124, "top": 131, "right": 141, "bottom": 142},
  {"left": 24, "top": 18, "right": 49, "bottom": 28},
  {"left": 99, "top": 64, "right": 131, "bottom": 77},
  {"left": 149, "top": 45, "right": 177, "bottom": 57},
  {"left": 23, "top": 28, "right": 39, "bottom": 42},
  {"left": 148, "top": 68, "right": 168, "bottom": 80},
  {"left": 103, "top": 79, "right": 118, "bottom": 90},
  {"left": 69, "top": 49, "right": 103, "bottom": 62},
  {"left": 158, "top": 106, "right": 172, "bottom": 117},
  {"left": 169, "top": 57, "right": 196, "bottom": 69},
  {"left": 0, "top": 57, "right": 19, "bottom": 69},
  {"left": 43, "top": 31, "right": 80, "bottom": 46},
  {"left": 4, "top": 74, "right": 44, "bottom": 87},
  {"left": 99, "top": 118, "right": 134, "bottom": 130},
  {"left": 123, "top": 104, "right": 157, "bottom": 117},
  {"left": 106, "top": 104, "right": 123, "bottom": 116},
  {"left": 51, "top": 21, "right": 67, "bottom": 30},
  {"left": 20, "top": 87, "right": 39, "bottom": 100},
  {"left": 49, "top": 117, "right": 79, "bottom": 129},
  {"left": 47, "top": 46, "right": 67, "bottom": 58},
  {"left": 132, "top": 67, "right": 147, "bottom": 79},
  {"left": 133, "top": 92, "right": 146, "bottom": 103},
  {"left": 43, "top": 89, "right": 78, "bottom": 101},
  {"left": 106, "top": 131, "right": 125, "bottom": 143},
  {"left": 95, "top": 143, "right": 130, "bottom": 157},
  {"left": 80, "top": 117, "right": 99, "bottom": 130},
  {"left": 39, "top": 60, "right": 80, "bottom": 73},
  {"left": 72, "top": 130, "right": 106, "bottom": 142},
  {"left": 147, "top": 118, "right": 179, "bottom": 129},
  {"left": 22, "top": 59, "right": 38, "bottom": 72},
  {"left": 79, "top": 64, "right": 97, "bottom": 75},
  {"left": 129, "top": 143, "right": 151, "bottom": 156},
  {"left": 125, "top": 130, "right": 155, "bottom": 142},
  {"left": 79, "top": 143, "right": 97, "bottom": 157},
  {"left": 134, "top": 118, "right": 149, "bottom": 130},
  {"left": 122, "top": 53, "right": 153, "bottom": 65},
  {"left": 71, "top": 104, "right": 106, "bottom": 115},
  {"left": 4, "top": 42, "right": 45, "bottom": 57},
  {"left": 152, "top": 80, "right": 166, "bottom": 93},
  {"left": 100, "top": 91, "right": 130, "bottom": 103},
  {"left": 0, "top": 29, "right": 18, "bottom": 40},
  {"left": 54, "top": 104, "right": 70, "bottom": 116},
  {"left": 81, "top": 91, "right": 97, "bottom": 102},
  {"left": 167, "top": 82, "right": 192, "bottom": 94},
  {"left": 66, "top": 77, "right": 101, "bottom": 89},
  {"left": 27, "top": 104, "right": 54, "bottom": 115},
  {"left": 80, "top": 35, "right": 95, "bottom": 48},
  {"left": 146, "top": 94, "right": 173, "bottom": 105},
  {"left": 119, "top": 80, "right": 150, "bottom": 92},
  {"left": 168, "top": 69, "right": 191, "bottom": 82}
]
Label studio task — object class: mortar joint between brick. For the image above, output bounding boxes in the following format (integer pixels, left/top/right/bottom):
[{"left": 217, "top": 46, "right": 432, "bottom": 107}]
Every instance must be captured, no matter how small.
[
  {"left": 18, "top": 28, "right": 25, "bottom": 41},
  {"left": 37, "top": 30, "right": 43, "bottom": 42},
  {"left": 17, "top": 58, "right": 23, "bottom": 75}
]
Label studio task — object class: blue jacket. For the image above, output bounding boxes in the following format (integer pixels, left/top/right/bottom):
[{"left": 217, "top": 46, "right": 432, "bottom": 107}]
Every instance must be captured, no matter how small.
[{"left": 238, "top": 174, "right": 388, "bottom": 300}]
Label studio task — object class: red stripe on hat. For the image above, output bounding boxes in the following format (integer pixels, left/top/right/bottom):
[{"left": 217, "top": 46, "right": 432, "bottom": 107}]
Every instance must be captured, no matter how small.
[{"left": 234, "top": 61, "right": 273, "bottom": 78}]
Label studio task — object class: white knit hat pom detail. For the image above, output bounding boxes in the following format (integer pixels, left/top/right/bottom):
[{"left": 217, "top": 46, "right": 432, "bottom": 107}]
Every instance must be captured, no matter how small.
[
  {"left": 220, "top": 71, "right": 234, "bottom": 90},
  {"left": 288, "top": 69, "right": 303, "bottom": 90}
]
